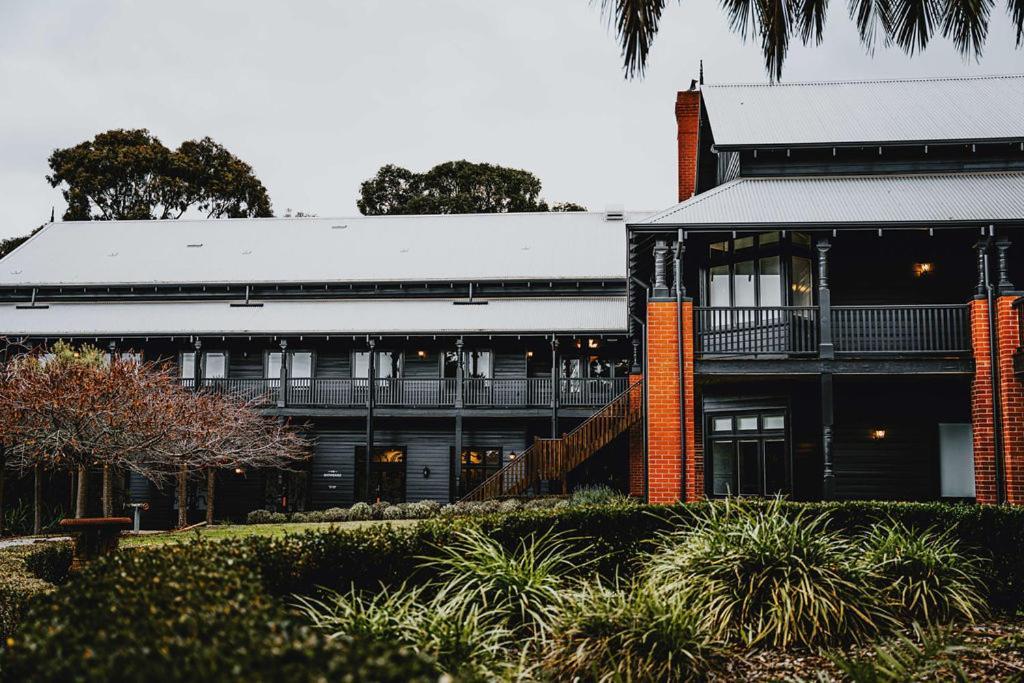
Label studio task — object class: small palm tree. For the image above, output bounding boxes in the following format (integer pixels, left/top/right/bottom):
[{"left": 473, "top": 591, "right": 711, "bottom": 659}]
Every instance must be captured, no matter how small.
[{"left": 600, "top": 0, "right": 1023, "bottom": 80}]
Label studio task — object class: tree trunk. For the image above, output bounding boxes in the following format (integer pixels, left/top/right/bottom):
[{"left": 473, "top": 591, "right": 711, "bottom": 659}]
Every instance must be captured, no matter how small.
[
  {"left": 206, "top": 469, "right": 215, "bottom": 525},
  {"left": 102, "top": 465, "right": 113, "bottom": 517},
  {"left": 177, "top": 464, "right": 188, "bottom": 529},
  {"left": 0, "top": 445, "right": 5, "bottom": 536},
  {"left": 75, "top": 465, "right": 87, "bottom": 518},
  {"left": 33, "top": 465, "right": 42, "bottom": 535}
]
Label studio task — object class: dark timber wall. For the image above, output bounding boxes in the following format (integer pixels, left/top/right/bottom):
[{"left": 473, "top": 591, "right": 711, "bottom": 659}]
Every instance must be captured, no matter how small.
[{"left": 832, "top": 377, "right": 970, "bottom": 501}]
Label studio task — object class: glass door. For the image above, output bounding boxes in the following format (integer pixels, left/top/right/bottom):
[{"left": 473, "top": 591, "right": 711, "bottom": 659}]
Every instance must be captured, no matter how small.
[{"left": 355, "top": 446, "right": 406, "bottom": 503}]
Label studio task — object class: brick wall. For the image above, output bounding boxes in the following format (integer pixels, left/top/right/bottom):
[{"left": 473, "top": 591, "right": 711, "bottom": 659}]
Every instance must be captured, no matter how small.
[
  {"left": 646, "top": 299, "right": 699, "bottom": 503},
  {"left": 971, "top": 295, "right": 1024, "bottom": 504},
  {"left": 996, "top": 296, "right": 1024, "bottom": 504},
  {"left": 676, "top": 90, "right": 700, "bottom": 202}
]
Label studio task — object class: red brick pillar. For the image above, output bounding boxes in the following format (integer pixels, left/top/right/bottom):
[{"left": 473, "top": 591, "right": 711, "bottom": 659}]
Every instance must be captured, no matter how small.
[
  {"left": 996, "top": 296, "right": 1024, "bottom": 504},
  {"left": 628, "top": 372, "right": 645, "bottom": 498},
  {"left": 971, "top": 298, "right": 999, "bottom": 504},
  {"left": 646, "top": 298, "right": 699, "bottom": 503},
  {"left": 971, "top": 295, "right": 1024, "bottom": 504}
]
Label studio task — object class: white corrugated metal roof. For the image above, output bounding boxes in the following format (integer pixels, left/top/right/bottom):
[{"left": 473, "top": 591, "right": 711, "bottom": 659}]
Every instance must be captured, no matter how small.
[
  {"left": 0, "top": 297, "right": 627, "bottom": 336},
  {"left": 640, "top": 172, "right": 1024, "bottom": 226},
  {"left": 0, "top": 211, "right": 649, "bottom": 287},
  {"left": 702, "top": 74, "right": 1024, "bottom": 148}
]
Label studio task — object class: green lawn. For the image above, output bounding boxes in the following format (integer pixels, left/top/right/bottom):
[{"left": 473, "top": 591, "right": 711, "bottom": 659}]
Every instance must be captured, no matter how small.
[{"left": 120, "top": 519, "right": 421, "bottom": 547}]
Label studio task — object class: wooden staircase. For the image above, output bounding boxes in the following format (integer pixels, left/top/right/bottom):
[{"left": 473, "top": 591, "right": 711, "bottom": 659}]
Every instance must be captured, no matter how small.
[{"left": 459, "top": 379, "right": 644, "bottom": 502}]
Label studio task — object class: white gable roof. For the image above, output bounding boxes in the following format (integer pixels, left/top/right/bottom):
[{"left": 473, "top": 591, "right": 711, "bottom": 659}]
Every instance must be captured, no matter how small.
[
  {"left": 702, "top": 74, "right": 1024, "bottom": 148},
  {"left": 0, "top": 211, "right": 649, "bottom": 287}
]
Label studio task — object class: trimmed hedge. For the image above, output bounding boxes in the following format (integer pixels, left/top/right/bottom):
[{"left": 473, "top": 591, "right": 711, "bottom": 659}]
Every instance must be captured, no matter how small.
[
  {"left": 0, "top": 543, "right": 70, "bottom": 642},
  {"left": 3, "top": 501, "right": 1024, "bottom": 680},
  {"left": 1, "top": 541, "right": 440, "bottom": 682}
]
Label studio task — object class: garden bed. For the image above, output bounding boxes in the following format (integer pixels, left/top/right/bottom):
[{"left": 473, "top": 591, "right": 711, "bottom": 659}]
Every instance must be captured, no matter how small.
[{"left": 2, "top": 500, "right": 1023, "bottom": 681}]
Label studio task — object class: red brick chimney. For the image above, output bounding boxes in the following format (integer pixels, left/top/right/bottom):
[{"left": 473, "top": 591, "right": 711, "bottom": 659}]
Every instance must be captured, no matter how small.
[{"left": 676, "top": 89, "right": 701, "bottom": 202}]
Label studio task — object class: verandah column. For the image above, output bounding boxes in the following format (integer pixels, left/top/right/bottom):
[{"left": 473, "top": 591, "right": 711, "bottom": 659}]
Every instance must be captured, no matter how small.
[
  {"left": 992, "top": 238, "right": 1024, "bottom": 504},
  {"left": 645, "top": 240, "right": 699, "bottom": 503}
]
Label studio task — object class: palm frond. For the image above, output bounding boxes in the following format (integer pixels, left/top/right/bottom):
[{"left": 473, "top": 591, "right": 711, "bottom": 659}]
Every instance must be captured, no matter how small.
[
  {"left": 849, "top": 0, "right": 895, "bottom": 51},
  {"left": 797, "top": 0, "right": 831, "bottom": 45},
  {"left": 889, "top": 0, "right": 941, "bottom": 54},
  {"left": 941, "top": 0, "right": 994, "bottom": 56},
  {"left": 756, "top": 0, "right": 796, "bottom": 81},
  {"left": 600, "top": 0, "right": 669, "bottom": 79},
  {"left": 721, "top": 0, "right": 757, "bottom": 39},
  {"left": 1011, "top": 0, "right": 1024, "bottom": 44}
]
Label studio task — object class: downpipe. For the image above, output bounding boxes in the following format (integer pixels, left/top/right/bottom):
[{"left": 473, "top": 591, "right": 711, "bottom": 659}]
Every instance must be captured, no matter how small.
[
  {"left": 984, "top": 230, "right": 1007, "bottom": 504},
  {"left": 675, "top": 229, "right": 687, "bottom": 502}
]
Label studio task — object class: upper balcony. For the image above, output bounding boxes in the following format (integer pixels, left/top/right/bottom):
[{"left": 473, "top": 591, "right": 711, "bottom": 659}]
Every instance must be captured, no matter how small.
[
  {"left": 179, "top": 376, "right": 629, "bottom": 411},
  {"left": 695, "top": 303, "right": 971, "bottom": 358}
]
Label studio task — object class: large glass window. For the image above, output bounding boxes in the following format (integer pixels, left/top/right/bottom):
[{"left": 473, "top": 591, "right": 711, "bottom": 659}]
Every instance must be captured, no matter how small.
[
  {"left": 440, "top": 350, "right": 493, "bottom": 379},
  {"left": 706, "top": 411, "right": 789, "bottom": 497},
  {"left": 266, "top": 351, "right": 313, "bottom": 379},
  {"left": 704, "top": 232, "right": 813, "bottom": 308},
  {"left": 791, "top": 256, "right": 813, "bottom": 307},
  {"left": 180, "top": 352, "right": 226, "bottom": 380},
  {"left": 353, "top": 351, "right": 403, "bottom": 379},
  {"left": 456, "top": 447, "right": 502, "bottom": 498}
]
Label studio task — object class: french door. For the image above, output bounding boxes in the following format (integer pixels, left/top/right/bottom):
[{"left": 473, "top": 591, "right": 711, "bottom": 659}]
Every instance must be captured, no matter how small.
[{"left": 707, "top": 412, "right": 789, "bottom": 497}]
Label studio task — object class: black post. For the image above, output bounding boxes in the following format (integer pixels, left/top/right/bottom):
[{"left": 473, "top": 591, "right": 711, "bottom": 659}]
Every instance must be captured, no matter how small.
[
  {"left": 550, "top": 336, "right": 560, "bottom": 438},
  {"left": 365, "top": 339, "right": 376, "bottom": 502},
  {"left": 995, "top": 237, "right": 1014, "bottom": 293},
  {"left": 192, "top": 338, "right": 203, "bottom": 389},
  {"left": 277, "top": 339, "right": 288, "bottom": 408},
  {"left": 652, "top": 240, "right": 671, "bottom": 298},
  {"left": 821, "top": 372, "right": 835, "bottom": 499},
  {"left": 816, "top": 239, "right": 834, "bottom": 359},
  {"left": 453, "top": 337, "right": 464, "bottom": 501}
]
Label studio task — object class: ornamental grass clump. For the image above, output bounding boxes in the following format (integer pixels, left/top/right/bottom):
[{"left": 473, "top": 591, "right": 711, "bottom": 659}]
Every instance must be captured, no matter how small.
[
  {"left": 645, "top": 498, "right": 889, "bottom": 649},
  {"left": 296, "top": 584, "right": 512, "bottom": 680},
  {"left": 570, "top": 484, "right": 632, "bottom": 507},
  {"left": 861, "top": 521, "right": 987, "bottom": 625},
  {"left": 543, "top": 579, "right": 721, "bottom": 682},
  {"left": 425, "top": 525, "right": 592, "bottom": 638}
]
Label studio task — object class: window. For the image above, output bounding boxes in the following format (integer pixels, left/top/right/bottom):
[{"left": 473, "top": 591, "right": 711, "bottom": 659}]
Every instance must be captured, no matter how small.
[
  {"left": 791, "top": 256, "right": 813, "bottom": 307},
  {"left": 440, "top": 350, "right": 493, "bottom": 379},
  {"left": 180, "top": 352, "right": 226, "bottom": 380},
  {"left": 104, "top": 351, "right": 142, "bottom": 366},
  {"left": 707, "top": 411, "right": 789, "bottom": 497},
  {"left": 266, "top": 351, "right": 313, "bottom": 379},
  {"left": 353, "top": 351, "right": 403, "bottom": 379},
  {"left": 355, "top": 446, "right": 406, "bottom": 503},
  {"left": 704, "top": 232, "right": 814, "bottom": 308},
  {"left": 464, "top": 351, "right": 491, "bottom": 379},
  {"left": 456, "top": 447, "right": 502, "bottom": 498}
]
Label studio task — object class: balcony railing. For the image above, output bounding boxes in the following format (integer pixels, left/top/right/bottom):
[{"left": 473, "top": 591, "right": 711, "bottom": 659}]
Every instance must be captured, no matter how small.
[
  {"left": 695, "top": 306, "right": 819, "bottom": 356},
  {"left": 695, "top": 303, "right": 970, "bottom": 358},
  {"left": 178, "top": 376, "right": 626, "bottom": 409},
  {"left": 832, "top": 304, "right": 970, "bottom": 354}
]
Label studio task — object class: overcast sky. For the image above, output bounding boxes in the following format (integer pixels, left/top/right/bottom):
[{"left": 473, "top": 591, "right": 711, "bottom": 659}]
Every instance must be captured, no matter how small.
[{"left": 0, "top": 1, "right": 1021, "bottom": 239}]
